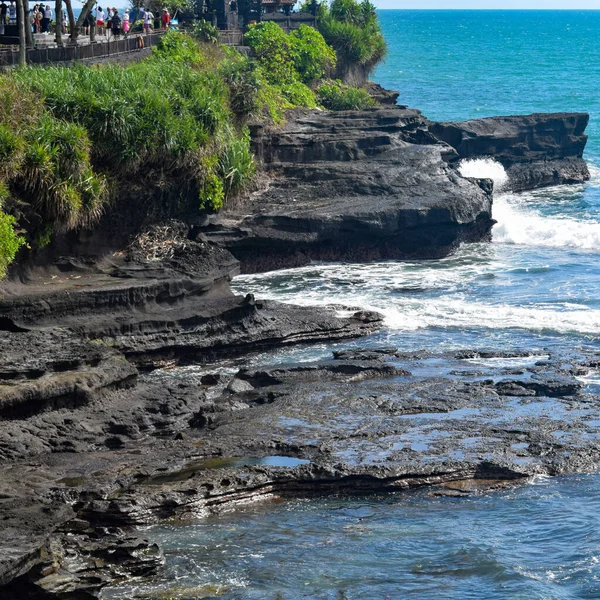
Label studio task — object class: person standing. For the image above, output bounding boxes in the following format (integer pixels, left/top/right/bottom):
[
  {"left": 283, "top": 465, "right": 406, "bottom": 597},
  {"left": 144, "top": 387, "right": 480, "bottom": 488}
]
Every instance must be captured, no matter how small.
[
  {"left": 143, "top": 9, "right": 152, "bottom": 34},
  {"left": 96, "top": 6, "right": 105, "bottom": 35},
  {"left": 0, "top": 1, "right": 7, "bottom": 35},
  {"left": 42, "top": 4, "right": 52, "bottom": 33},
  {"left": 8, "top": 0, "right": 16, "bottom": 24},
  {"left": 110, "top": 7, "right": 120, "bottom": 37},
  {"left": 105, "top": 6, "right": 112, "bottom": 37},
  {"left": 161, "top": 8, "right": 170, "bottom": 29},
  {"left": 122, "top": 9, "right": 129, "bottom": 35}
]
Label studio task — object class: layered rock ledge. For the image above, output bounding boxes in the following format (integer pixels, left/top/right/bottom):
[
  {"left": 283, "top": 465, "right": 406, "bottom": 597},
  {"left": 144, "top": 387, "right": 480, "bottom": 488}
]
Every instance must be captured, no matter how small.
[
  {"left": 429, "top": 112, "right": 590, "bottom": 191},
  {"left": 199, "top": 107, "right": 589, "bottom": 273},
  {"left": 2, "top": 346, "right": 600, "bottom": 598},
  {"left": 200, "top": 107, "right": 495, "bottom": 273}
]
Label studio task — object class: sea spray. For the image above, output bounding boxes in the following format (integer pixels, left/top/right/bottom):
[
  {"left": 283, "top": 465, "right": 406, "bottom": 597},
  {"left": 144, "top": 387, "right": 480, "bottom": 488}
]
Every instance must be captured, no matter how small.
[
  {"left": 458, "top": 157, "right": 510, "bottom": 191},
  {"left": 457, "top": 158, "right": 600, "bottom": 250}
]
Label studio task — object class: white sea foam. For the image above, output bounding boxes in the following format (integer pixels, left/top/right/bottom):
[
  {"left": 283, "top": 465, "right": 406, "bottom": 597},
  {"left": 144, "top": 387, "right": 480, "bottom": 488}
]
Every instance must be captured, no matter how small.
[
  {"left": 458, "top": 157, "right": 600, "bottom": 251},
  {"left": 458, "top": 157, "right": 510, "bottom": 191},
  {"left": 234, "top": 261, "right": 600, "bottom": 336},
  {"left": 492, "top": 192, "right": 600, "bottom": 250}
]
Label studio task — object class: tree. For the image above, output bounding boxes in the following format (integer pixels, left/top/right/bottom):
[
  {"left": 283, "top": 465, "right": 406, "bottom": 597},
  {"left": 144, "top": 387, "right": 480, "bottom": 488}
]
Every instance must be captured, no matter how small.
[
  {"left": 64, "top": 0, "right": 77, "bottom": 41},
  {"left": 15, "top": 0, "right": 26, "bottom": 65},
  {"left": 76, "top": 0, "right": 96, "bottom": 33},
  {"left": 55, "top": 0, "right": 63, "bottom": 45}
]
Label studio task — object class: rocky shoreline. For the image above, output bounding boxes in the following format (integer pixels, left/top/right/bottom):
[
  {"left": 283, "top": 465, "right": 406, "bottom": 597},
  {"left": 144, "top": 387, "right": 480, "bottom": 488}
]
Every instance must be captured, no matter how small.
[{"left": 0, "top": 99, "right": 593, "bottom": 599}]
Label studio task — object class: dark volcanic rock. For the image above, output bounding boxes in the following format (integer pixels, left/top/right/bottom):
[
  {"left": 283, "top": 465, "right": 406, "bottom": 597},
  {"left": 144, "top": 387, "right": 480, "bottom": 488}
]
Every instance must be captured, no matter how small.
[
  {"left": 202, "top": 107, "right": 495, "bottom": 273},
  {"left": 1, "top": 346, "right": 600, "bottom": 598},
  {"left": 0, "top": 231, "right": 382, "bottom": 367},
  {"left": 429, "top": 112, "right": 590, "bottom": 191}
]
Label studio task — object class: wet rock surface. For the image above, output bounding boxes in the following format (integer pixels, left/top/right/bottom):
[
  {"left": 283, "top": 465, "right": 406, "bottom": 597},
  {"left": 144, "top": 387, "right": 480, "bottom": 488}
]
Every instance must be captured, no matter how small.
[
  {"left": 2, "top": 344, "right": 600, "bottom": 598},
  {"left": 197, "top": 108, "right": 590, "bottom": 273},
  {"left": 429, "top": 112, "right": 590, "bottom": 191},
  {"left": 201, "top": 107, "right": 495, "bottom": 273}
]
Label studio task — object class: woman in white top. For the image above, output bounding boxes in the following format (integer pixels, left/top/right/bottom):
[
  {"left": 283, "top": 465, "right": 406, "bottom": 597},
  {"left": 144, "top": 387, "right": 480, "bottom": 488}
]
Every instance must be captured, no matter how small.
[
  {"left": 96, "top": 7, "right": 105, "bottom": 35},
  {"left": 143, "top": 10, "right": 153, "bottom": 34}
]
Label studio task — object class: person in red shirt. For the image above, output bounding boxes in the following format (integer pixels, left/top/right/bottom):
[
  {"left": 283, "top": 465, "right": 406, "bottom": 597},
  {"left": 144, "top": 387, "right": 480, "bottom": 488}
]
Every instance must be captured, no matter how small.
[{"left": 161, "top": 8, "right": 170, "bottom": 29}]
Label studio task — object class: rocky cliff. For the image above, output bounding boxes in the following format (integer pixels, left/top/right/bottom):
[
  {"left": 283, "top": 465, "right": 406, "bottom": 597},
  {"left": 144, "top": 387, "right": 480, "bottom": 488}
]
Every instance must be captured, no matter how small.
[
  {"left": 429, "top": 112, "right": 590, "bottom": 191},
  {"left": 200, "top": 107, "right": 495, "bottom": 273},
  {"left": 0, "top": 102, "right": 593, "bottom": 599},
  {"left": 199, "top": 107, "right": 590, "bottom": 273}
]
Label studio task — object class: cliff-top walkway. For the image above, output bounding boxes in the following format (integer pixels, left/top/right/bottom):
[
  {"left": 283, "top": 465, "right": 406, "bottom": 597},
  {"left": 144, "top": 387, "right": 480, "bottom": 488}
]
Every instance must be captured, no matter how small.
[{"left": 0, "top": 31, "right": 165, "bottom": 67}]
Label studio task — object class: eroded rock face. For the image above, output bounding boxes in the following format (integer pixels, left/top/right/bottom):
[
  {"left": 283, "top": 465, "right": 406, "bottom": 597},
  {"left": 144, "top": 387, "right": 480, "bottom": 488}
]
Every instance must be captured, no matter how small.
[
  {"left": 429, "top": 112, "right": 590, "bottom": 191},
  {"left": 201, "top": 107, "right": 495, "bottom": 273},
  {"left": 0, "top": 230, "right": 381, "bottom": 368}
]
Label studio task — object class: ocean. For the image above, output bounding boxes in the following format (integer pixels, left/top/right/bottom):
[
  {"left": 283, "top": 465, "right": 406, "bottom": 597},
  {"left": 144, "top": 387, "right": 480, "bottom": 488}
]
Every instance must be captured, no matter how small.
[{"left": 106, "top": 11, "right": 600, "bottom": 599}]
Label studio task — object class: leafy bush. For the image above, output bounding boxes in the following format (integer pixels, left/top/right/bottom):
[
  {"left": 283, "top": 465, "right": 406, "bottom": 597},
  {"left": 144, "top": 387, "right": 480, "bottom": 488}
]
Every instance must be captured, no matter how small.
[
  {"left": 279, "top": 81, "right": 318, "bottom": 108},
  {"left": 313, "top": 0, "right": 386, "bottom": 76},
  {"left": 290, "top": 25, "right": 336, "bottom": 85},
  {"left": 220, "top": 54, "right": 262, "bottom": 118},
  {"left": 316, "top": 80, "right": 375, "bottom": 110},
  {"left": 0, "top": 209, "right": 25, "bottom": 279},
  {"left": 244, "top": 21, "right": 298, "bottom": 85},
  {"left": 189, "top": 19, "right": 219, "bottom": 44}
]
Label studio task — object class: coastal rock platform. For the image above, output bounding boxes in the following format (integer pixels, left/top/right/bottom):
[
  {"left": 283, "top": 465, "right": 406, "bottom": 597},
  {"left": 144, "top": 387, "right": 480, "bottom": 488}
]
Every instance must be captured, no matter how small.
[
  {"left": 2, "top": 346, "right": 600, "bottom": 598},
  {"left": 199, "top": 107, "right": 590, "bottom": 273},
  {"left": 429, "top": 112, "right": 590, "bottom": 191}
]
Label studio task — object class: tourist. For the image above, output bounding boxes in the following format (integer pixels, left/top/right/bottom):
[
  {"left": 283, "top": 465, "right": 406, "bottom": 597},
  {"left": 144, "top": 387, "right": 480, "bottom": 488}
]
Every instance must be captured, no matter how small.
[
  {"left": 83, "top": 11, "right": 90, "bottom": 35},
  {"left": 96, "top": 6, "right": 105, "bottom": 35},
  {"left": 31, "top": 3, "right": 38, "bottom": 32},
  {"left": 111, "top": 7, "right": 121, "bottom": 37},
  {"left": 28, "top": 8, "right": 36, "bottom": 33},
  {"left": 0, "top": 0, "right": 6, "bottom": 30},
  {"left": 42, "top": 4, "right": 52, "bottom": 34},
  {"left": 8, "top": 0, "right": 16, "bottom": 25},
  {"left": 161, "top": 8, "right": 170, "bottom": 30},
  {"left": 122, "top": 9, "right": 130, "bottom": 35},
  {"left": 35, "top": 4, "right": 43, "bottom": 31},
  {"left": 143, "top": 9, "right": 153, "bottom": 34},
  {"left": 105, "top": 7, "right": 112, "bottom": 38}
]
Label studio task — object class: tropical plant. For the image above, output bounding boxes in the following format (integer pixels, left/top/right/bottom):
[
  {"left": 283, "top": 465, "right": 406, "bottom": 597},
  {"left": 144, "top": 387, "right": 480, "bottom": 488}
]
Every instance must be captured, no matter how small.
[
  {"left": 289, "top": 24, "right": 337, "bottom": 85},
  {"left": 316, "top": 79, "right": 374, "bottom": 110},
  {"left": 307, "top": 0, "right": 387, "bottom": 77}
]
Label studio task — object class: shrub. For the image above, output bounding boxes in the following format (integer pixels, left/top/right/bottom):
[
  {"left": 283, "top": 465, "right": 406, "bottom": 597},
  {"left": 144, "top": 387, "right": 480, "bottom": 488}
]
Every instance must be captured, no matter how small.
[
  {"left": 316, "top": 80, "right": 375, "bottom": 110},
  {"left": 279, "top": 81, "right": 318, "bottom": 108},
  {"left": 220, "top": 55, "right": 262, "bottom": 118},
  {"left": 0, "top": 209, "right": 25, "bottom": 279},
  {"left": 244, "top": 21, "right": 298, "bottom": 85},
  {"left": 290, "top": 25, "right": 336, "bottom": 85},
  {"left": 218, "top": 131, "right": 256, "bottom": 201},
  {"left": 314, "top": 0, "right": 386, "bottom": 75},
  {"left": 189, "top": 19, "right": 219, "bottom": 44}
]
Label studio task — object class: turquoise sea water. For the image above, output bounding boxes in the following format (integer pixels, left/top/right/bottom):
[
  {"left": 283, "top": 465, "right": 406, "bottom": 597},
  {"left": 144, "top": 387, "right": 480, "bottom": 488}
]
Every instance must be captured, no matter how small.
[{"left": 106, "top": 12, "right": 600, "bottom": 600}]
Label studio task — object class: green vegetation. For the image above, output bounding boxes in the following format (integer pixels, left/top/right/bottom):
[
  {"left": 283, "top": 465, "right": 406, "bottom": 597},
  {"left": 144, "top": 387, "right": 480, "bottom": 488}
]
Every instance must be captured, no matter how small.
[
  {"left": 307, "top": 0, "right": 387, "bottom": 78},
  {"left": 317, "top": 79, "right": 375, "bottom": 110},
  {"left": 0, "top": 14, "right": 387, "bottom": 278}
]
